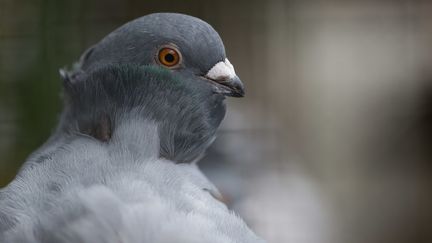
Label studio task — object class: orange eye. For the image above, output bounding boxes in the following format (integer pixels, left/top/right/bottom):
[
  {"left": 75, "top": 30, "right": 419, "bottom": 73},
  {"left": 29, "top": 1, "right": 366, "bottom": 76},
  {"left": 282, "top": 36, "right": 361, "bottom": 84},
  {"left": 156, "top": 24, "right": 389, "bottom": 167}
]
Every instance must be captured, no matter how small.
[{"left": 158, "top": 47, "right": 181, "bottom": 67}]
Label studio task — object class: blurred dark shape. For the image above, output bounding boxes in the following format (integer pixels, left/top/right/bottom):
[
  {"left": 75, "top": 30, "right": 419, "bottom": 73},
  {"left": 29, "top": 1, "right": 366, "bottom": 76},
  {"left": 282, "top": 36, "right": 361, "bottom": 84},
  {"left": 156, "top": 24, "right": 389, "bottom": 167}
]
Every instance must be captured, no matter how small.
[{"left": 417, "top": 76, "right": 432, "bottom": 165}]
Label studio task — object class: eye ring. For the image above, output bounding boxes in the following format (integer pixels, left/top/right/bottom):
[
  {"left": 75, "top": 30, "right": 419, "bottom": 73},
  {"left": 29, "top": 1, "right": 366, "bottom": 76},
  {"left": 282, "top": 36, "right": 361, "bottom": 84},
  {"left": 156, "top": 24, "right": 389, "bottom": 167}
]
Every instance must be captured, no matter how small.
[{"left": 157, "top": 45, "right": 182, "bottom": 68}]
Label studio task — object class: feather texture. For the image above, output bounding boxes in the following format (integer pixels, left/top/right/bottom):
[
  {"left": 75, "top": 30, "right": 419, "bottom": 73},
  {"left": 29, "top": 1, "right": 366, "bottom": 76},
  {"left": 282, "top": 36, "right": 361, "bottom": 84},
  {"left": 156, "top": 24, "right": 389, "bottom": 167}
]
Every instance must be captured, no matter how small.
[{"left": 0, "top": 121, "right": 263, "bottom": 242}]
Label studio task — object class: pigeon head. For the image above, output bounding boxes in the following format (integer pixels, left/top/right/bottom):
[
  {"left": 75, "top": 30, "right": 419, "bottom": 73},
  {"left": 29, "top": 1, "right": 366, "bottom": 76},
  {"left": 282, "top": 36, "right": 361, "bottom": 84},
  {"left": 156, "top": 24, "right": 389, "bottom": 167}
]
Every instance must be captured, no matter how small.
[
  {"left": 59, "top": 13, "right": 244, "bottom": 163},
  {"left": 63, "top": 12, "right": 244, "bottom": 97}
]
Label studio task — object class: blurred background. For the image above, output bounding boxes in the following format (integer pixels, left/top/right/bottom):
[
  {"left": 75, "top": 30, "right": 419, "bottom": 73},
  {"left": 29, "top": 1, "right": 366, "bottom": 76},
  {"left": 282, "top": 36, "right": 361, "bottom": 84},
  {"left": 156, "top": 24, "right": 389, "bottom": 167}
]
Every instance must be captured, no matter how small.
[{"left": 1, "top": 0, "right": 431, "bottom": 242}]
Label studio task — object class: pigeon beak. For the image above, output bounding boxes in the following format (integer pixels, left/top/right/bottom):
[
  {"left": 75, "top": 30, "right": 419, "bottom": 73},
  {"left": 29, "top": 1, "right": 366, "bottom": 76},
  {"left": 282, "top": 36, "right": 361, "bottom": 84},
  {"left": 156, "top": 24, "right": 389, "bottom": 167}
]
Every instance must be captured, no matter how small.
[
  {"left": 215, "top": 75, "right": 245, "bottom": 97},
  {"left": 204, "top": 58, "right": 245, "bottom": 97}
]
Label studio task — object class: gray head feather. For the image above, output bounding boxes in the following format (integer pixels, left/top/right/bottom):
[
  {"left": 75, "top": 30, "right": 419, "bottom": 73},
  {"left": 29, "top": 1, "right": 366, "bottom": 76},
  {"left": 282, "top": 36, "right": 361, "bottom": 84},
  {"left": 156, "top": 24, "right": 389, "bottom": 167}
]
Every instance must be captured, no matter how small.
[{"left": 65, "top": 13, "right": 226, "bottom": 83}]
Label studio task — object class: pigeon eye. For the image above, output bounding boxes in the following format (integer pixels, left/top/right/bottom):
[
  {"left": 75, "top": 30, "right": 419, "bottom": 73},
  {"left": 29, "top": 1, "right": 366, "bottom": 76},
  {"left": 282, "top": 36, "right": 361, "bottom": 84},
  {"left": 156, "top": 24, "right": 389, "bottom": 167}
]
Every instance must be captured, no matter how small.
[{"left": 158, "top": 47, "right": 181, "bottom": 68}]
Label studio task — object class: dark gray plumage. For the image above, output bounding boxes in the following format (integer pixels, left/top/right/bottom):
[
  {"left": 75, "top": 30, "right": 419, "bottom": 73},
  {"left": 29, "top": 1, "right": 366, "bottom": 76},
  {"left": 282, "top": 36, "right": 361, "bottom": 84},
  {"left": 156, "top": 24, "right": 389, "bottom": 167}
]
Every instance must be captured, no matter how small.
[
  {"left": 61, "top": 64, "right": 226, "bottom": 163},
  {"left": 0, "top": 13, "right": 263, "bottom": 243},
  {"left": 83, "top": 14, "right": 223, "bottom": 73}
]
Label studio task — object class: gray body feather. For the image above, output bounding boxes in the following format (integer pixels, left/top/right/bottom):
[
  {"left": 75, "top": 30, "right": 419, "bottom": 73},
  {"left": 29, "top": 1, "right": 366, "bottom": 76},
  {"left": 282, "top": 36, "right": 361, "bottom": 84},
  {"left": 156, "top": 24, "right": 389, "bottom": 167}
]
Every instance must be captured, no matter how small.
[{"left": 0, "top": 121, "right": 262, "bottom": 243}]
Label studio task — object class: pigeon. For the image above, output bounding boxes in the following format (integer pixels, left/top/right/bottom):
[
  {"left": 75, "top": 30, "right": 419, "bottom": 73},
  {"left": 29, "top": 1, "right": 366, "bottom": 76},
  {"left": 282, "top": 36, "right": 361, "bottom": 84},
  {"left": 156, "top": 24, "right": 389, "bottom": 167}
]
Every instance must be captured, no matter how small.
[{"left": 0, "top": 13, "right": 264, "bottom": 243}]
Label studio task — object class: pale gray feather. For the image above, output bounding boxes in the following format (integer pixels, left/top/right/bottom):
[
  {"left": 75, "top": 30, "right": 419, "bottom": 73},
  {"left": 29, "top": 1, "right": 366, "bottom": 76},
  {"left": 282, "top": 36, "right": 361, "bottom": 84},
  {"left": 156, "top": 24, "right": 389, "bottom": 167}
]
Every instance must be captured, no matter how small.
[{"left": 0, "top": 120, "right": 263, "bottom": 243}]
